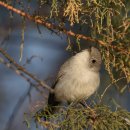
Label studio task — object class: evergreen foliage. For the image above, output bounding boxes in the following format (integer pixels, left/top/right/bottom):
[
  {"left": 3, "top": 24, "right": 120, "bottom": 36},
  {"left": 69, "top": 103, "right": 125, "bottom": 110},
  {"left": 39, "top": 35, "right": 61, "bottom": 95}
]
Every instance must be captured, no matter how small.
[{"left": 0, "top": 0, "right": 130, "bottom": 129}]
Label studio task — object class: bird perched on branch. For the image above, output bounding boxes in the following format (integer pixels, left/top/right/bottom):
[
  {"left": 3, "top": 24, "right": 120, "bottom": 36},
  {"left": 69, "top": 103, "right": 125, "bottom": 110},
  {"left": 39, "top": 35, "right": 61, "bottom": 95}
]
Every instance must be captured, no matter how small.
[{"left": 47, "top": 47, "right": 101, "bottom": 113}]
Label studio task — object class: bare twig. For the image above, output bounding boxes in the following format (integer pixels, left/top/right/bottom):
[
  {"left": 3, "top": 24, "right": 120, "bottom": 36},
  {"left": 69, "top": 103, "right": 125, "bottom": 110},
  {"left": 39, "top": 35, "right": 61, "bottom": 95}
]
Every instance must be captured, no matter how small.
[
  {"left": 0, "top": 56, "right": 49, "bottom": 130},
  {"left": 0, "top": 1, "right": 129, "bottom": 55},
  {"left": 100, "top": 77, "right": 126, "bottom": 102},
  {"left": 0, "top": 48, "right": 53, "bottom": 92},
  {"left": 0, "top": 56, "right": 44, "bottom": 93}
]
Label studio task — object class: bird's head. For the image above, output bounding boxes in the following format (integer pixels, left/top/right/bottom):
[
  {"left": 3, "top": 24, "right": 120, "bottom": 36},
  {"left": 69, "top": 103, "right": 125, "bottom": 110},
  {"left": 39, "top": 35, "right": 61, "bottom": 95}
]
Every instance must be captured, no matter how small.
[
  {"left": 73, "top": 47, "right": 101, "bottom": 72},
  {"left": 88, "top": 47, "right": 102, "bottom": 72}
]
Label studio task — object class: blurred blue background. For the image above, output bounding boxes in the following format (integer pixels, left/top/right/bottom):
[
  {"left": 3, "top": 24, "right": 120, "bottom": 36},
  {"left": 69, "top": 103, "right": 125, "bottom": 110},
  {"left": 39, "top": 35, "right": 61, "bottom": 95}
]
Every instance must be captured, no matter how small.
[{"left": 0, "top": 2, "right": 130, "bottom": 130}]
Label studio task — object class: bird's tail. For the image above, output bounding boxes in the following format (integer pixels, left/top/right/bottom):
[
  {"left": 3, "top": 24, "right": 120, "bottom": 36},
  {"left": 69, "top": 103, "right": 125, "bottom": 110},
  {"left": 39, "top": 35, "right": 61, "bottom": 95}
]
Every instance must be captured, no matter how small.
[
  {"left": 43, "top": 93, "right": 60, "bottom": 120},
  {"left": 48, "top": 93, "right": 60, "bottom": 113}
]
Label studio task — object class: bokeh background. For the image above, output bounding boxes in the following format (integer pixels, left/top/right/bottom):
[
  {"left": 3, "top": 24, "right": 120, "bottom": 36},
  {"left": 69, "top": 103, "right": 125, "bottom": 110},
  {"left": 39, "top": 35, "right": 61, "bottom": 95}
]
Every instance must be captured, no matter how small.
[{"left": 0, "top": 1, "right": 130, "bottom": 130}]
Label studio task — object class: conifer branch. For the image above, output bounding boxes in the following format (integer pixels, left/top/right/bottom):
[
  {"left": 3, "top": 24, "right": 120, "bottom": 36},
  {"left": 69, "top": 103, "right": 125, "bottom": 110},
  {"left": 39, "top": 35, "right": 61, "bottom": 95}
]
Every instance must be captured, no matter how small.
[{"left": 0, "top": 1, "right": 129, "bottom": 55}]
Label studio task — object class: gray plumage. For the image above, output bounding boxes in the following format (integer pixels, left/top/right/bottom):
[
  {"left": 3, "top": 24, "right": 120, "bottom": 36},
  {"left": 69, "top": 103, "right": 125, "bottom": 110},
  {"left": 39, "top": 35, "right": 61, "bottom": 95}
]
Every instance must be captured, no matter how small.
[{"left": 48, "top": 47, "right": 101, "bottom": 111}]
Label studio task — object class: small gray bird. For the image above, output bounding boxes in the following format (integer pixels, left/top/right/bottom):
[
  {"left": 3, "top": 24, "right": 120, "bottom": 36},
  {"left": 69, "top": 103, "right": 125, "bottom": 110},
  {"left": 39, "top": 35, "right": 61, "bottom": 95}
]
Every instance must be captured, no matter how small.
[{"left": 48, "top": 47, "right": 101, "bottom": 112}]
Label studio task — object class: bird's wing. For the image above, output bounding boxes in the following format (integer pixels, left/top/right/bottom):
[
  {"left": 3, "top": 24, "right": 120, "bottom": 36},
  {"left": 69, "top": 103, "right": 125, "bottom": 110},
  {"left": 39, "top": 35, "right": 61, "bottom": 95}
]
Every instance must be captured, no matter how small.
[
  {"left": 52, "top": 57, "right": 73, "bottom": 89},
  {"left": 51, "top": 73, "right": 64, "bottom": 89}
]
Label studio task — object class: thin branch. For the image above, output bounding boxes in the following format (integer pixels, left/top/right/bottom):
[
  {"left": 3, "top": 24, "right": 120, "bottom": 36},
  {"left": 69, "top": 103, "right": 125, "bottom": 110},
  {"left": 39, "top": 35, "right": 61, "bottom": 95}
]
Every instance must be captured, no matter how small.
[
  {"left": 0, "top": 56, "right": 49, "bottom": 130},
  {"left": 0, "top": 1, "right": 129, "bottom": 55},
  {"left": 99, "top": 77, "right": 126, "bottom": 103},
  {"left": 0, "top": 48, "right": 53, "bottom": 92},
  {"left": 0, "top": 1, "right": 96, "bottom": 44},
  {"left": 0, "top": 56, "right": 44, "bottom": 93}
]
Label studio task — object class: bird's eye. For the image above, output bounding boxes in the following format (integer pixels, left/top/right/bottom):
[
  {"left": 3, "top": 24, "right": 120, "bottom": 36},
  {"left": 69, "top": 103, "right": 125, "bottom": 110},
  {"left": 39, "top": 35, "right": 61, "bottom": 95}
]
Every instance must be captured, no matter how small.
[{"left": 92, "top": 59, "right": 96, "bottom": 63}]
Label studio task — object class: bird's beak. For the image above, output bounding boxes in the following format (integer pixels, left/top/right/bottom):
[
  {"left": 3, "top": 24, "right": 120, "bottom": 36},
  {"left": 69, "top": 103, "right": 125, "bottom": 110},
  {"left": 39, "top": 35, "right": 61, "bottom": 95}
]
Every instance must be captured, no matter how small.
[{"left": 88, "top": 46, "right": 92, "bottom": 54}]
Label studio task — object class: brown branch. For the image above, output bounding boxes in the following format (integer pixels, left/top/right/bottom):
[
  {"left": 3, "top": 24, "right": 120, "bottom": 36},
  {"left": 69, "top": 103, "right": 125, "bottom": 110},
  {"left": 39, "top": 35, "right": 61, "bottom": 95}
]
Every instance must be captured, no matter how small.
[
  {"left": 0, "top": 48, "right": 53, "bottom": 92},
  {"left": 0, "top": 56, "right": 44, "bottom": 93},
  {"left": 0, "top": 1, "right": 129, "bottom": 55},
  {"left": 0, "top": 1, "right": 97, "bottom": 44}
]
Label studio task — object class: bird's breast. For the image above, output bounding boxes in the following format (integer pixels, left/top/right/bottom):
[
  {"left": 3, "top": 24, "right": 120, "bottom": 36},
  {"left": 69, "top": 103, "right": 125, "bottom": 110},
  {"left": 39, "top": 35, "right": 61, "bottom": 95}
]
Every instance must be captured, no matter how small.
[{"left": 54, "top": 70, "right": 100, "bottom": 102}]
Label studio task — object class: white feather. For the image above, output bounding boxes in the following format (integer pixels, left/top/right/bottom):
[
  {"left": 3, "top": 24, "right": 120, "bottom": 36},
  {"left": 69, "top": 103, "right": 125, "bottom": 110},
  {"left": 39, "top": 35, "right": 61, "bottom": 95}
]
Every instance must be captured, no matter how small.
[{"left": 54, "top": 49, "right": 100, "bottom": 102}]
